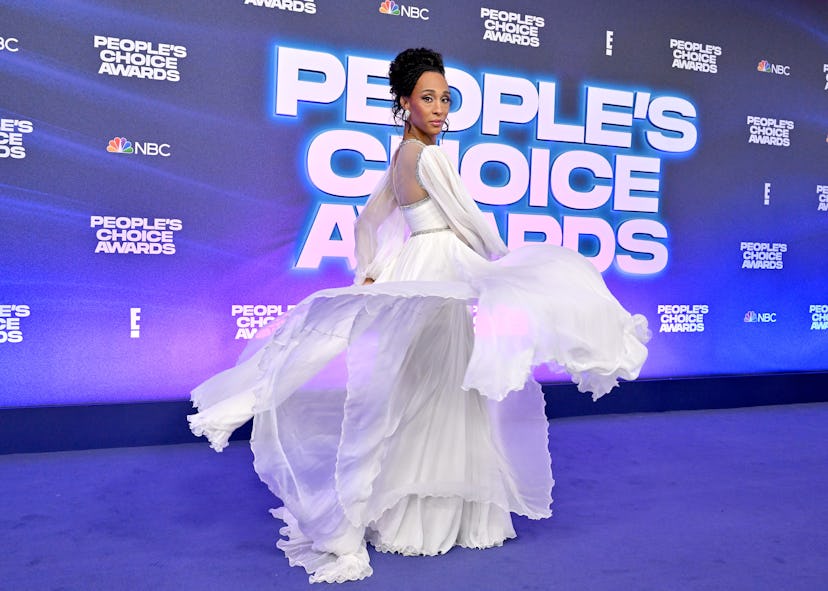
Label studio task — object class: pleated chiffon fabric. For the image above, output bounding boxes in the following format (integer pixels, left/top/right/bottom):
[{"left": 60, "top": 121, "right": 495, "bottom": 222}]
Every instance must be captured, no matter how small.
[{"left": 189, "top": 140, "right": 649, "bottom": 583}]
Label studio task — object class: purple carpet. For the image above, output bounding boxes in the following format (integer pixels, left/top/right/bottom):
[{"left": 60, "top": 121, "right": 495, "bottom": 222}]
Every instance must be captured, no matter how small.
[{"left": 2, "top": 402, "right": 826, "bottom": 590}]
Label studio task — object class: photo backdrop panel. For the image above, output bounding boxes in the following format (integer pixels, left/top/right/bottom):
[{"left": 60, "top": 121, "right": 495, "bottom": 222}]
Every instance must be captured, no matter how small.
[{"left": 1, "top": 0, "right": 826, "bottom": 407}]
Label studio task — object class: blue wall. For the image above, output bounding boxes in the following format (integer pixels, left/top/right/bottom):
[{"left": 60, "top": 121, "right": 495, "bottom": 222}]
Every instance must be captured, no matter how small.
[{"left": 1, "top": 0, "right": 826, "bottom": 413}]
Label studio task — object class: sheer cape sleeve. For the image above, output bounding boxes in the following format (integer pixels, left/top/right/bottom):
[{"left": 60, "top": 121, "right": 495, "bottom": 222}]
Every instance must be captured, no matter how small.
[
  {"left": 352, "top": 167, "right": 406, "bottom": 285},
  {"left": 417, "top": 146, "right": 509, "bottom": 261}
]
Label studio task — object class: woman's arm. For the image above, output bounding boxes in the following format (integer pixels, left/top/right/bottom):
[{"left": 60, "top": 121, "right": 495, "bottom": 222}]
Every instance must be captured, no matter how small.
[{"left": 353, "top": 168, "right": 403, "bottom": 285}]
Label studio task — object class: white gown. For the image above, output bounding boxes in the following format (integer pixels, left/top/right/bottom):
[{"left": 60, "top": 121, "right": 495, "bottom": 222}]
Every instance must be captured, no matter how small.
[{"left": 188, "top": 139, "right": 650, "bottom": 583}]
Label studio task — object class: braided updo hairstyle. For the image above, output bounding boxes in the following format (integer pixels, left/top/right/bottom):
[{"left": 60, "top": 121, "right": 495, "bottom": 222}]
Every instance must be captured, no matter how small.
[{"left": 388, "top": 48, "right": 445, "bottom": 126}]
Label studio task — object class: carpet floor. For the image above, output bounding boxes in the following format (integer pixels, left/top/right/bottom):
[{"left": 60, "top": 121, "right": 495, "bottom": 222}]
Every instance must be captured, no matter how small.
[{"left": 2, "top": 402, "right": 826, "bottom": 590}]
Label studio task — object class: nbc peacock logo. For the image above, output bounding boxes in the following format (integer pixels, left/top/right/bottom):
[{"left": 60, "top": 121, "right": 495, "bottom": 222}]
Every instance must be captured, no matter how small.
[
  {"left": 744, "top": 310, "right": 777, "bottom": 323},
  {"left": 379, "top": 1, "right": 400, "bottom": 15},
  {"left": 378, "top": 0, "right": 429, "bottom": 19},
  {"left": 757, "top": 59, "right": 790, "bottom": 76},
  {"left": 107, "top": 136, "right": 133, "bottom": 153},
  {"left": 105, "top": 136, "right": 171, "bottom": 157}
]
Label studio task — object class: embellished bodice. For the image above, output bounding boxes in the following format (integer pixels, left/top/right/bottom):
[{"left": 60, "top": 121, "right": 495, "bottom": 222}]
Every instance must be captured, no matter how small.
[{"left": 399, "top": 197, "right": 451, "bottom": 236}]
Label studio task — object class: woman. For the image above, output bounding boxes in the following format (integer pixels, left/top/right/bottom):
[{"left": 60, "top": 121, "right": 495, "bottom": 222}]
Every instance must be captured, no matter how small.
[{"left": 189, "top": 48, "right": 650, "bottom": 583}]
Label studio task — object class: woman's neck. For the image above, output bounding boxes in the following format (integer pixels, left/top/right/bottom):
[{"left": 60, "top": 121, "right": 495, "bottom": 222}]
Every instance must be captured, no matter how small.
[{"left": 403, "top": 130, "right": 436, "bottom": 145}]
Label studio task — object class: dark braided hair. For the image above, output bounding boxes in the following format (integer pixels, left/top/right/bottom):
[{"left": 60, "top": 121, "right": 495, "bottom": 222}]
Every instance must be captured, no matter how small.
[{"left": 388, "top": 48, "right": 445, "bottom": 125}]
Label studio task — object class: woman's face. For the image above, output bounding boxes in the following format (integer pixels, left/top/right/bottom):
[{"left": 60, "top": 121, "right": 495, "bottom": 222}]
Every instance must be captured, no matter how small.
[{"left": 401, "top": 71, "right": 450, "bottom": 143}]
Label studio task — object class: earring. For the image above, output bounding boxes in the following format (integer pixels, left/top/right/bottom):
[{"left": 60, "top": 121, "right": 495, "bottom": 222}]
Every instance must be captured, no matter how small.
[
  {"left": 442, "top": 118, "right": 450, "bottom": 133},
  {"left": 403, "top": 109, "right": 410, "bottom": 121}
]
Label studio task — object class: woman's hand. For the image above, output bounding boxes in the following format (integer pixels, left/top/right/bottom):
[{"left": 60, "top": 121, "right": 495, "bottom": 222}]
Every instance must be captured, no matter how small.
[{"left": 363, "top": 278, "right": 375, "bottom": 285}]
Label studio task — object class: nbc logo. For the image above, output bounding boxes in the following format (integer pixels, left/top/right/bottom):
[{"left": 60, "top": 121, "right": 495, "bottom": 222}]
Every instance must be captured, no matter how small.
[
  {"left": 379, "top": 0, "right": 429, "bottom": 19},
  {"left": 744, "top": 310, "right": 777, "bottom": 323},
  {"left": 107, "top": 136, "right": 133, "bottom": 153},
  {"left": 757, "top": 59, "right": 790, "bottom": 76},
  {"left": 0, "top": 36, "right": 19, "bottom": 52},
  {"left": 106, "top": 136, "right": 170, "bottom": 157}
]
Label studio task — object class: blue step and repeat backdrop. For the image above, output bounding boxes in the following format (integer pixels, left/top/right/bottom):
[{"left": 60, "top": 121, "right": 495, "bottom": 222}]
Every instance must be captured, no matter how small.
[{"left": 1, "top": 0, "right": 826, "bottom": 407}]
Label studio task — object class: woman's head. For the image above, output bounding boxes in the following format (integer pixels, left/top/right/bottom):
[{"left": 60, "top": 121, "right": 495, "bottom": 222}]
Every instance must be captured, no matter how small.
[{"left": 388, "top": 48, "right": 450, "bottom": 141}]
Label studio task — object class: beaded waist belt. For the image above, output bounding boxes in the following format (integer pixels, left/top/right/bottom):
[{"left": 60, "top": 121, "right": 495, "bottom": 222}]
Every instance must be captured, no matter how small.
[{"left": 410, "top": 227, "right": 451, "bottom": 237}]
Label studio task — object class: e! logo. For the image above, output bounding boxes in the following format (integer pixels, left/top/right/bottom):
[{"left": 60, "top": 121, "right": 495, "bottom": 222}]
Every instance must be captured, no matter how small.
[{"left": 130, "top": 308, "right": 141, "bottom": 338}]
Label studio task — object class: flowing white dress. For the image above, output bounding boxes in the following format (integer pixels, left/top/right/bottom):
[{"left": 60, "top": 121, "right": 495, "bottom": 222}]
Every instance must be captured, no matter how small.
[{"left": 188, "top": 139, "right": 650, "bottom": 583}]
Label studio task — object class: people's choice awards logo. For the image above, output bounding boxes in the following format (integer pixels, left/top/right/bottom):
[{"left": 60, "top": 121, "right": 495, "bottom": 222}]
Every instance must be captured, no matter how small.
[
  {"left": 91, "top": 216, "right": 182, "bottom": 255},
  {"left": 811, "top": 305, "right": 828, "bottom": 330},
  {"left": 272, "top": 46, "right": 699, "bottom": 276},
  {"left": 740, "top": 242, "right": 786, "bottom": 270},
  {"left": 817, "top": 185, "right": 828, "bottom": 212},
  {"left": 0, "top": 305, "right": 29, "bottom": 344},
  {"left": 658, "top": 304, "right": 708, "bottom": 333},
  {"left": 670, "top": 38, "right": 720, "bottom": 74},
  {"left": 746, "top": 116, "right": 793, "bottom": 148},
  {"left": 231, "top": 304, "right": 295, "bottom": 340},
  {"left": 481, "top": 8, "right": 544, "bottom": 47},
  {"left": 244, "top": 0, "right": 317, "bottom": 13},
  {"left": 94, "top": 35, "right": 187, "bottom": 82},
  {"left": 0, "top": 118, "right": 33, "bottom": 159}
]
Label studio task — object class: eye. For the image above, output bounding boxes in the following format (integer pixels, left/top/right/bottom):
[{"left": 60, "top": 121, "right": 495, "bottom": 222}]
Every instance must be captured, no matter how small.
[{"left": 422, "top": 96, "right": 433, "bottom": 102}]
